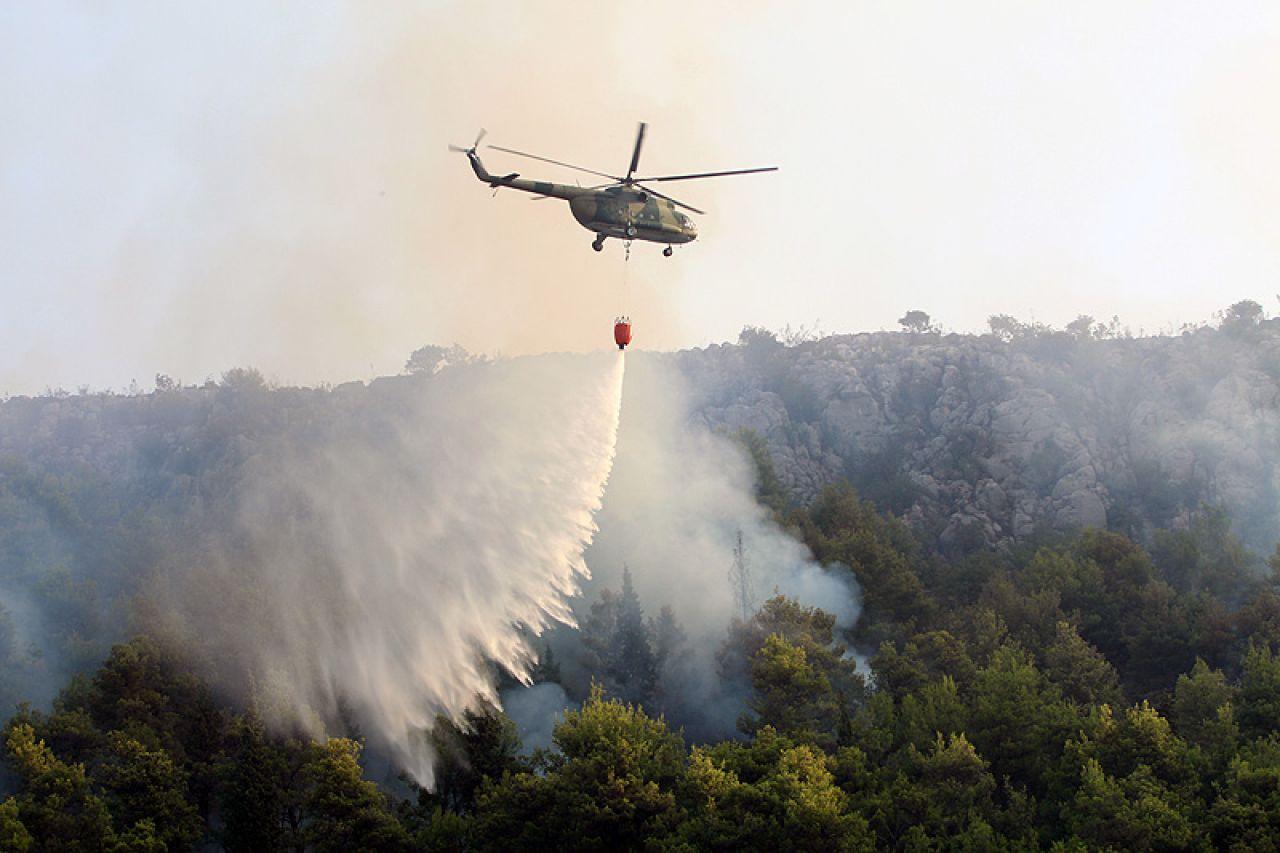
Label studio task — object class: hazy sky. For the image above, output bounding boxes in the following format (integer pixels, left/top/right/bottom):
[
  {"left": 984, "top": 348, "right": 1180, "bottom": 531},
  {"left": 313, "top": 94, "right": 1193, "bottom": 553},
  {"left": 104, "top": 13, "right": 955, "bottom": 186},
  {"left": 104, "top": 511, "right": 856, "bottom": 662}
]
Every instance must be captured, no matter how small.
[{"left": 3, "top": 2, "right": 1279, "bottom": 394}]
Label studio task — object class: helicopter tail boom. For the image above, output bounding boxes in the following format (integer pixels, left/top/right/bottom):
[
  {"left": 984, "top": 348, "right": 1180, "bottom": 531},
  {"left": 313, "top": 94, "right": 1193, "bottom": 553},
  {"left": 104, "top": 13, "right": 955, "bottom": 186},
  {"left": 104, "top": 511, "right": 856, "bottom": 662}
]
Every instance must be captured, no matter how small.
[{"left": 460, "top": 148, "right": 585, "bottom": 200}]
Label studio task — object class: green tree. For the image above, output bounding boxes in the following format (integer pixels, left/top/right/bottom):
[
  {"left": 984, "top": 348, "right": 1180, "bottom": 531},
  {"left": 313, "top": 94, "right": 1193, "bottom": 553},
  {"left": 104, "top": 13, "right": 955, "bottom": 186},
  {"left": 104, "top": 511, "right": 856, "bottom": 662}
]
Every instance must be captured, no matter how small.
[
  {"left": 612, "top": 567, "right": 658, "bottom": 706},
  {"left": 1151, "top": 508, "right": 1254, "bottom": 599},
  {"left": 745, "top": 634, "right": 842, "bottom": 748},
  {"left": 12, "top": 703, "right": 103, "bottom": 770},
  {"left": 527, "top": 641, "right": 561, "bottom": 684},
  {"left": 4, "top": 723, "right": 113, "bottom": 852},
  {"left": 966, "top": 643, "right": 1077, "bottom": 793},
  {"left": 723, "top": 598, "right": 864, "bottom": 747},
  {"left": 651, "top": 604, "right": 687, "bottom": 679},
  {"left": 870, "top": 733, "right": 999, "bottom": 848},
  {"left": 1077, "top": 529, "right": 1154, "bottom": 593},
  {"left": 1236, "top": 585, "right": 1280, "bottom": 650},
  {"left": 895, "top": 675, "right": 967, "bottom": 753},
  {"left": 579, "top": 568, "right": 659, "bottom": 708},
  {"left": 1067, "top": 703, "right": 1199, "bottom": 798},
  {"left": 1018, "top": 547, "right": 1113, "bottom": 657},
  {"left": 897, "top": 310, "right": 937, "bottom": 335},
  {"left": 1208, "top": 735, "right": 1280, "bottom": 849},
  {"left": 77, "top": 637, "right": 225, "bottom": 818},
  {"left": 735, "top": 429, "right": 787, "bottom": 515},
  {"left": 1220, "top": 299, "right": 1265, "bottom": 336},
  {"left": 1120, "top": 582, "right": 1202, "bottom": 700},
  {"left": 428, "top": 705, "right": 524, "bottom": 815},
  {"left": 95, "top": 731, "right": 202, "bottom": 850},
  {"left": 0, "top": 799, "right": 32, "bottom": 853},
  {"left": 473, "top": 686, "right": 684, "bottom": 851},
  {"left": 218, "top": 714, "right": 288, "bottom": 853},
  {"left": 1042, "top": 620, "right": 1123, "bottom": 707},
  {"left": 795, "top": 484, "right": 934, "bottom": 638},
  {"left": 987, "top": 314, "right": 1025, "bottom": 342},
  {"left": 682, "top": 727, "right": 873, "bottom": 851},
  {"left": 871, "top": 630, "right": 976, "bottom": 698},
  {"left": 1171, "top": 658, "right": 1238, "bottom": 756},
  {"left": 1066, "top": 314, "right": 1096, "bottom": 339},
  {"left": 1239, "top": 641, "right": 1280, "bottom": 740},
  {"left": 1062, "top": 759, "right": 1201, "bottom": 851},
  {"left": 978, "top": 573, "right": 1064, "bottom": 659},
  {"left": 302, "top": 739, "right": 409, "bottom": 853},
  {"left": 404, "top": 344, "right": 475, "bottom": 375}
]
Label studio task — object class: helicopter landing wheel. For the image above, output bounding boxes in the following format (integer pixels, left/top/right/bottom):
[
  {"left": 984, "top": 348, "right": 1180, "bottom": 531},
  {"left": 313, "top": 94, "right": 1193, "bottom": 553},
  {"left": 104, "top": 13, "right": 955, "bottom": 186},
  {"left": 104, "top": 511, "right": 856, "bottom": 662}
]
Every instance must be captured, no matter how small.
[
  {"left": 592, "top": 237, "right": 604, "bottom": 252},
  {"left": 663, "top": 246, "right": 673, "bottom": 257}
]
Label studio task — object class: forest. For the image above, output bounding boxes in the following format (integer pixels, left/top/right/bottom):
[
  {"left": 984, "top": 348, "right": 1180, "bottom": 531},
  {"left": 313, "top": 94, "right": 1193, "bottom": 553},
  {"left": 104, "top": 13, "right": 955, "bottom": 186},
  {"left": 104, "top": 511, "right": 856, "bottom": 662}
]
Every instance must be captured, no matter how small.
[
  {"left": 1, "top": 314, "right": 1279, "bottom": 850},
  {"left": 2, "top": 474, "right": 1280, "bottom": 850}
]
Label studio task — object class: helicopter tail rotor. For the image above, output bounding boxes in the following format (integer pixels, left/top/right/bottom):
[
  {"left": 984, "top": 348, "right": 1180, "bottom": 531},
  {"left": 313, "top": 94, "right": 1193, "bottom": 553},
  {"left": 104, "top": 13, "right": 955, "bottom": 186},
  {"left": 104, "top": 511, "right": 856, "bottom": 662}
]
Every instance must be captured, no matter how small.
[{"left": 448, "top": 128, "right": 488, "bottom": 154}]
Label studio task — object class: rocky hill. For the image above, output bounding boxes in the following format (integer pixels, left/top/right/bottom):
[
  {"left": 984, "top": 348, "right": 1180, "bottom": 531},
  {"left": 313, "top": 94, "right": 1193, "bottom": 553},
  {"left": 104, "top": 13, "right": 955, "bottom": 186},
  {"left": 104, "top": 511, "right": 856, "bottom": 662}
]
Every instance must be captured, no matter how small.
[
  {"left": 1, "top": 313, "right": 1278, "bottom": 710},
  {"left": 2, "top": 315, "right": 1277, "bottom": 572},
  {"left": 672, "top": 317, "right": 1280, "bottom": 553}
]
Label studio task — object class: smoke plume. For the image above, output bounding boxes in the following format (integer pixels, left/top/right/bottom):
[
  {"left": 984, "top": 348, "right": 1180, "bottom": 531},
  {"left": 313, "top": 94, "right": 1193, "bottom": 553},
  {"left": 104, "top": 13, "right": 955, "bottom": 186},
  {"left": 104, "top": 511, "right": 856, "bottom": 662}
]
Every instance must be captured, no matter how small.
[{"left": 536, "top": 354, "right": 862, "bottom": 740}]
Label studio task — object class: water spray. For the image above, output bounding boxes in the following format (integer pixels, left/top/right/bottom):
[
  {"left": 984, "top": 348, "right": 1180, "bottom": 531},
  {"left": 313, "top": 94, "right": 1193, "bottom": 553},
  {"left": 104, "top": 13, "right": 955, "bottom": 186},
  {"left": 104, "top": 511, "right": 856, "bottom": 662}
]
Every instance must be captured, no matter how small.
[{"left": 169, "top": 354, "right": 628, "bottom": 787}]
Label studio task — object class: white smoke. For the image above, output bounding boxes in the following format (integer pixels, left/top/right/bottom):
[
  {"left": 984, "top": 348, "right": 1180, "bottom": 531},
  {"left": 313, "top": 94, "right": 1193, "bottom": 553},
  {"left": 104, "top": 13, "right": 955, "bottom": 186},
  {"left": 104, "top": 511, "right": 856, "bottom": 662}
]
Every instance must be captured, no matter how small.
[
  {"left": 547, "top": 354, "right": 863, "bottom": 738},
  {"left": 169, "top": 352, "right": 625, "bottom": 785},
  {"left": 501, "top": 682, "right": 576, "bottom": 754}
]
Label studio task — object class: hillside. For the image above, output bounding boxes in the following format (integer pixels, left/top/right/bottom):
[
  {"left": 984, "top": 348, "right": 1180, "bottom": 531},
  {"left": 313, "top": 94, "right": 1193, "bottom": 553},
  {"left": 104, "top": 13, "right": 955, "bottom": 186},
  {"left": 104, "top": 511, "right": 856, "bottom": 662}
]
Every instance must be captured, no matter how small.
[
  {"left": 675, "top": 316, "right": 1280, "bottom": 553},
  {"left": 3, "top": 317, "right": 1280, "bottom": 848}
]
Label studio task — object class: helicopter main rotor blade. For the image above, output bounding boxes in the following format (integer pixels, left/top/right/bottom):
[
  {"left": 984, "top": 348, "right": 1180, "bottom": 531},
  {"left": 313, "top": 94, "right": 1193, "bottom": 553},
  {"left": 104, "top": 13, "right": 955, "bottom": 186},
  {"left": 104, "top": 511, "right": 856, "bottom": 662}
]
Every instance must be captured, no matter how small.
[
  {"left": 635, "top": 183, "right": 705, "bottom": 216},
  {"left": 625, "top": 122, "right": 648, "bottom": 182},
  {"left": 487, "top": 145, "right": 619, "bottom": 181},
  {"left": 635, "top": 166, "right": 779, "bottom": 182}
]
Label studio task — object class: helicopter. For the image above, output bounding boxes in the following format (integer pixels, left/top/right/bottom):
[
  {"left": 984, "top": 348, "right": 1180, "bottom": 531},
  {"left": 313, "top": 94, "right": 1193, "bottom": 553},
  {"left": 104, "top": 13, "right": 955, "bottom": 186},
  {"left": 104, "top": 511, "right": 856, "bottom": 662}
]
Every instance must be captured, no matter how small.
[{"left": 450, "top": 123, "right": 776, "bottom": 255}]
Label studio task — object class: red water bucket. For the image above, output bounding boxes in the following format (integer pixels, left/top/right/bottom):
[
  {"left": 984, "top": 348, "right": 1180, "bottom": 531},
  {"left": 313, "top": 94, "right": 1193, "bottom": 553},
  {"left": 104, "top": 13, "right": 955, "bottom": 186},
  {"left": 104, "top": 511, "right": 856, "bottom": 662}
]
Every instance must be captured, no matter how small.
[{"left": 614, "top": 318, "right": 632, "bottom": 350}]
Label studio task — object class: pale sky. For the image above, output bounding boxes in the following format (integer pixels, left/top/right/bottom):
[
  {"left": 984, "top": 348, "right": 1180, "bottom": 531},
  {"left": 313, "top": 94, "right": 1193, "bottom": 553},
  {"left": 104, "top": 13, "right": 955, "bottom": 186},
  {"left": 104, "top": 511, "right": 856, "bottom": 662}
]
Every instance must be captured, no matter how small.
[{"left": 3, "top": 2, "right": 1279, "bottom": 394}]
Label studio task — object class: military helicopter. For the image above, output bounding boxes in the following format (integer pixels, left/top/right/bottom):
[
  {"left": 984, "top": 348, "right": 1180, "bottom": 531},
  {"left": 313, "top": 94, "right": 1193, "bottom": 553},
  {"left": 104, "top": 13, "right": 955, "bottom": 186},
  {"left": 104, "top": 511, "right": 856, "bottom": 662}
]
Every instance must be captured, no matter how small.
[{"left": 450, "top": 123, "right": 776, "bottom": 255}]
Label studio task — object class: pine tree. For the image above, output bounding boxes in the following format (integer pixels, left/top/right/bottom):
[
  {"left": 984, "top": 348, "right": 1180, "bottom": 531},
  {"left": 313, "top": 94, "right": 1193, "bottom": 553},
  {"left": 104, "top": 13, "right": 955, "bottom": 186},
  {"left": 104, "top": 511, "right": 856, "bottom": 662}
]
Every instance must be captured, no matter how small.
[
  {"left": 651, "top": 606, "right": 687, "bottom": 676},
  {"left": 579, "top": 568, "right": 662, "bottom": 707},
  {"left": 609, "top": 567, "right": 658, "bottom": 707},
  {"left": 4, "top": 723, "right": 114, "bottom": 851},
  {"left": 96, "top": 731, "right": 203, "bottom": 850},
  {"left": 302, "top": 739, "right": 409, "bottom": 853},
  {"left": 579, "top": 590, "right": 619, "bottom": 678},
  {"left": 0, "top": 799, "right": 32, "bottom": 852},
  {"left": 429, "top": 705, "right": 524, "bottom": 814},
  {"left": 528, "top": 641, "right": 561, "bottom": 684},
  {"left": 219, "top": 713, "right": 287, "bottom": 853}
]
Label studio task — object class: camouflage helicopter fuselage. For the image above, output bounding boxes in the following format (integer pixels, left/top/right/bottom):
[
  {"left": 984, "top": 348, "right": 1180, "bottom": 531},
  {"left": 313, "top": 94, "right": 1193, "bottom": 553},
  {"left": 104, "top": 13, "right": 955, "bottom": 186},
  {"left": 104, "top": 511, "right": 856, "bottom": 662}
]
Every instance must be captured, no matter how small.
[{"left": 465, "top": 151, "right": 696, "bottom": 248}]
